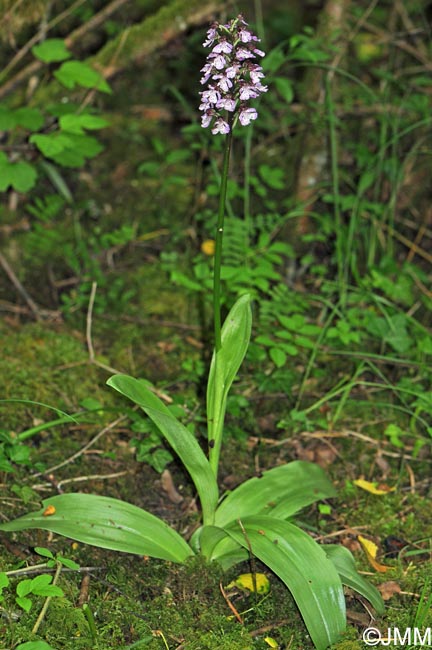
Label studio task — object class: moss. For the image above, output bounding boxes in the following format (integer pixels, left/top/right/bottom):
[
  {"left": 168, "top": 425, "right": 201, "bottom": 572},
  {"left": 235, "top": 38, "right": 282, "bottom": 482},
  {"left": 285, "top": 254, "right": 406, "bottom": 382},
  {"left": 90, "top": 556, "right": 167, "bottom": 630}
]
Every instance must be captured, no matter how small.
[{"left": 0, "top": 321, "right": 110, "bottom": 431}]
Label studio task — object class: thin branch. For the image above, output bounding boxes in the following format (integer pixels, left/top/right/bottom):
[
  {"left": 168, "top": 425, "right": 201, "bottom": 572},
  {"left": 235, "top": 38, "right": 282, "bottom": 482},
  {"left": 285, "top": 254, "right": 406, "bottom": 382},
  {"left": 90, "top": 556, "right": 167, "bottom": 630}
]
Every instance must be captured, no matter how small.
[
  {"left": 0, "top": 0, "right": 133, "bottom": 99},
  {"left": 0, "top": 252, "right": 41, "bottom": 319},
  {"left": 86, "top": 281, "right": 97, "bottom": 362},
  {"left": 31, "top": 414, "right": 129, "bottom": 477},
  {"left": 0, "top": 0, "right": 88, "bottom": 83},
  {"left": 32, "top": 560, "right": 62, "bottom": 634}
]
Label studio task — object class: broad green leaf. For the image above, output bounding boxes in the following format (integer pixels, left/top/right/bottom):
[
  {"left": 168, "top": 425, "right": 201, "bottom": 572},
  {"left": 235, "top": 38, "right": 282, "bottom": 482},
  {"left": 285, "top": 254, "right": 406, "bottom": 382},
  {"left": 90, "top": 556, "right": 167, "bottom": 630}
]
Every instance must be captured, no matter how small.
[
  {"left": 198, "top": 524, "right": 227, "bottom": 557},
  {"left": 107, "top": 375, "right": 218, "bottom": 524},
  {"left": 34, "top": 547, "right": 54, "bottom": 559},
  {"left": 59, "top": 113, "right": 109, "bottom": 134},
  {"left": 14, "top": 107, "right": 44, "bottom": 130},
  {"left": 30, "top": 133, "right": 72, "bottom": 157},
  {"left": 225, "top": 516, "right": 346, "bottom": 650},
  {"left": 209, "top": 535, "right": 248, "bottom": 569},
  {"left": 323, "top": 544, "right": 384, "bottom": 614},
  {"left": 16, "top": 642, "right": 55, "bottom": 650},
  {"left": 0, "top": 106, "right": 15, "bottom": 130},
  {"left": 193, "top": 526, "right": 249, "bottom": 570},
  {"left": 274, "top": 76, "right": 294, "bottom": 103},
  {"left": 0, "top": 572, "right": 9, "bottom": 589},
  {"left": 16, "top": 596, "right": 32, "bottom": 612},
  {"left": 207, "top": 295, "right": 252, "bottom": 475},
  {"left": 32, "top": 39, "right": 71, "bottom": 63},
  {"left": 9, "top": 161, "right": 38, "bottom": 192},
  {"left": 215, "top": 461, "right": 336, "bottom": 527},
  {"left": 0, "top": 159, "right": 37, "bottom": 192},
  {"left": 0, "top": 494, "right": 193, "bottom": 563},
  {"left": 54, "top": 61, "right": 111, "bottom": 93},
  {"left": 269, "top": 347, "right": 286, "bottom": 367}
]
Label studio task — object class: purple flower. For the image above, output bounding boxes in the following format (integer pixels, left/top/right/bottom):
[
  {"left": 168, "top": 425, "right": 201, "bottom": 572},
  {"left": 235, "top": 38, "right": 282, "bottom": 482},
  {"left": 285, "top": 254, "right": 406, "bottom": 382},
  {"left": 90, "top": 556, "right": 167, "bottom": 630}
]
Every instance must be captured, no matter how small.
[
  {"left": 201, "top": 112, "right": 213, "bottom": 128},
  {"left": 213, "top": 74, "right": 233, "bottom": 92},
  {"left": 210, "top": 53, "right": 228, "bottom": 70},
  {"left": 203, "top": 25, "right": 218, "bottom": 47},
  {"left": 239, "top": 107, "right": 257, "bottom": 126},
  {"left": 225, "top": 64, "right": 240, "bottom": 79},
  {"left": 239, "top": 84, "right": 259, "bottom": 100},
  {"left": 235, "top": 48, "right": 255, "bottom": 61},
  {"left": 238, "top": 27, "right": 258, "bottom": 43},
  {"left": 199, "top": 15, "right": 267, "bottom": 134},
  {"left": 213, "top": 40, "right": 233, "bottom": 54},
  {"left": 212, "top": 118, "right": 230, "bottom": 135},
  {"left": 217, "top": 96, "right": 236, "bottom": 112},
  {"left": 249, "top": 64, "right": 265, "bottom": 84},
  {"left": 201, "top": 87, "right": 220, "bottom": 104}
]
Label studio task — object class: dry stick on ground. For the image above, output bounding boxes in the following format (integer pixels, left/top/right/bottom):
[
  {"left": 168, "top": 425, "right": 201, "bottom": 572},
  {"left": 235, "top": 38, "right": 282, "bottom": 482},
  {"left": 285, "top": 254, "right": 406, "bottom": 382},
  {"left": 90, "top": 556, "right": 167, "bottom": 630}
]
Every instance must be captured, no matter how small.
[
  {"left": 32, "top": 560, "right": 62, "bottom": 634},
  {"left": 32, "top": 470, "right": 130, "bottom": 492},
  {"left": 31, "top": 414, "right": 129, "bottom": 478},
  {"left": 0, "top": 251, "right": 41, "bottom": 319},
  {"left": 219, "top": 581, "right": 243, "bottom": 624}
]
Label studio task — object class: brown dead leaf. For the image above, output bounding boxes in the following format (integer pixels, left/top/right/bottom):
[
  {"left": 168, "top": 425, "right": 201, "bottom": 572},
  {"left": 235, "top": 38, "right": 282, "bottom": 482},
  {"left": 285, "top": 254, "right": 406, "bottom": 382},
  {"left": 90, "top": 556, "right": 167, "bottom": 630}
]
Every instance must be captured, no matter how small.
[
  {"left": 341, "top": 537, "right": 362, "bottom": 553},
  {"left": 156, "top": 341, "right": 177, "bottom": 353},
  {"left": 378, "top": 581, "right": 402, "bottom": 601},
  {"left": 161, "top": 469, "right": 183, "bottom": 504}
]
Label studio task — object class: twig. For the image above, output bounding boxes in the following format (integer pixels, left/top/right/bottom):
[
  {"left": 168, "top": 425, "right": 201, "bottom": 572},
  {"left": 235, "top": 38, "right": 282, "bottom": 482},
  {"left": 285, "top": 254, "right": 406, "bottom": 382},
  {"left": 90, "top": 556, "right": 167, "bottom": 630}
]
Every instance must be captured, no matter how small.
[
  {"left": 0, "top": 0, "right": 88, "bottom": 83},
  {"left": 237, "top": 518, "right": 258, "bottom": 597},
  {"left": 0, "top": 0, "right": 133, "bottom": 98},
  {"left": 5, "top": 565, "right": 101, "bottom": 577},
  {"left": 32, "top": 560, "right": 62, "bottom": 634},
  {"left": 31, "top": 415, "right": 129, "bottom": 477},
  {"left": 56, "top": 470, "right": 129, "bottom": 489},
  {"left": 219, "top": 581, "right": 243, "bottom": 623},
  {"left": 0, "top": 252, "right": 41, "bottom": 319},
  {"left": 86, "top": 281, "right": 97, "bottom": 362}
]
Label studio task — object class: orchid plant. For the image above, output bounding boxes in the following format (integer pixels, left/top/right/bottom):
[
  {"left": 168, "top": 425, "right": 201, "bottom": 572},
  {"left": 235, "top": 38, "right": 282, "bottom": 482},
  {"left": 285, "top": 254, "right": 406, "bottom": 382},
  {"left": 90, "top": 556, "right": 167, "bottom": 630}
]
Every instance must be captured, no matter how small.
[{"left": 0, "top": 16, "right": 383, "bottom": 649}]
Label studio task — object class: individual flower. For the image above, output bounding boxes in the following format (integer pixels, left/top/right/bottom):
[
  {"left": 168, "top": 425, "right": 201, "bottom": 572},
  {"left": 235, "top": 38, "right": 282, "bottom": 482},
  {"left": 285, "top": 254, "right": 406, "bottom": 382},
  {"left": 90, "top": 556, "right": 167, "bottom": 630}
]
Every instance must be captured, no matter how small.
[
  {"left": 239, "top": 107, "right": 258, "bottom": 126},
  {"left": 211, "top": 118, "right": 230, "bottom": 135},
  {"left": 198, "top": 14, "right": 267, "bottom": 134}
]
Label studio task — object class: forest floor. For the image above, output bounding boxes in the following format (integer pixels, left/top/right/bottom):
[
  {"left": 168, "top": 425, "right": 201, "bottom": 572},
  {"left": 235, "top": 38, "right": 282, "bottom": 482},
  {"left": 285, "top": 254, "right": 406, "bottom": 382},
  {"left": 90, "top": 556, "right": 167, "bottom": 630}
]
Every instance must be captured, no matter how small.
[{"left": 1, "top": 17, "right": 432, "bottom": 650}]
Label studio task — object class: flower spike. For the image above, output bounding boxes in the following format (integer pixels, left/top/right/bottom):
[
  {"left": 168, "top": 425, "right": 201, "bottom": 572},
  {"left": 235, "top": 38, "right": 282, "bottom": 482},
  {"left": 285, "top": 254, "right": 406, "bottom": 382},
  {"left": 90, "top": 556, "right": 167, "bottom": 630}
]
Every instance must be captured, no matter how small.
[{"left": 199, "top": 15, "right": 267, "bottom": 134}]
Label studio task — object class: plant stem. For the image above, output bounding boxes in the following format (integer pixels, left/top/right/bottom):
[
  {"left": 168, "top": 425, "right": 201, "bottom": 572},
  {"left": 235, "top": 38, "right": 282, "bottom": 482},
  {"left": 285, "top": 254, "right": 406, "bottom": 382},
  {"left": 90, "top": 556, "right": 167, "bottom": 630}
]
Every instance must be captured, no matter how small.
[
  {"left": 213, "top": 127, "right": 233, "bottom": 351},
  {"left": 32, "top": 560, "right": 62, "bottom": 634}
]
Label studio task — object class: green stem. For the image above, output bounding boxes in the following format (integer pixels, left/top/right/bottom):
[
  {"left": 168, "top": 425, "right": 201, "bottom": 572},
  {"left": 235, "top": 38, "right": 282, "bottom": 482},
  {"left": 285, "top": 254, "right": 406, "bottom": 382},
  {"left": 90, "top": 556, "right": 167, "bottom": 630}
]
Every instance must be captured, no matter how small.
[
  {"left": 213, "top": 127, "right": 233, "bottom": 351},
  {"left": 32, "top": 560, "right": 62, "bottom": 635}
]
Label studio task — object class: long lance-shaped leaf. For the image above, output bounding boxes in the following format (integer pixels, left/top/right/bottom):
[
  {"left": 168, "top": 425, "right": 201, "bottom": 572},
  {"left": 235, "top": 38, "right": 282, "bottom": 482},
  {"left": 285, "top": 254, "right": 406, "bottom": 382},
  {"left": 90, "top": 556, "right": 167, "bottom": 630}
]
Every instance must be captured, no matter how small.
[
  {"left": 215, "top": 461, "right": 336, "bottom": 527},
  {"left": 196, "top": 524, "right": 248, "bottom": 569},
  {"left": 323, "top": 544, "right": 385, "bottom": 614},
  {"left": 225, "top": 516, "right": 346, "bottom": 650},
  {"left": 107, "top": 374, "right": 218, "bottom": 525},
  {"left": 207, "top": 294, "right": 252, "bottom": 476},
  {"left": 0, "top": 494, "right": 193, "bottom": 563}
]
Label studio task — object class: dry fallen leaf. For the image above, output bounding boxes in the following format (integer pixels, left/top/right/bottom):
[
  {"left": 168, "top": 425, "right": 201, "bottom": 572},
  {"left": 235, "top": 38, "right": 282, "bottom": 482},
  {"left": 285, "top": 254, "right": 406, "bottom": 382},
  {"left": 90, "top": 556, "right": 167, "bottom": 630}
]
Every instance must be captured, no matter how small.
[
  {"left": 358, "top": 535, "right": 391, "bottom": 573},
  {"left": 378, "top": 581, "right": 402, "bottom": 600},
  {"left": 354, "top": 478, "right": 396, "bottom": 495}
]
